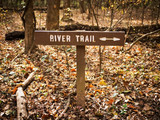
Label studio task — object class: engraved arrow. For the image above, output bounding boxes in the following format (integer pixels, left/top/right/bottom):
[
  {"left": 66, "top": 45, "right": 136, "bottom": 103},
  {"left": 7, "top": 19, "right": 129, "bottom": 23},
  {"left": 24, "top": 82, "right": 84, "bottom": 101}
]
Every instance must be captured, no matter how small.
[{"left": 99, "top": 37, "right": 120, "bottom": 41}]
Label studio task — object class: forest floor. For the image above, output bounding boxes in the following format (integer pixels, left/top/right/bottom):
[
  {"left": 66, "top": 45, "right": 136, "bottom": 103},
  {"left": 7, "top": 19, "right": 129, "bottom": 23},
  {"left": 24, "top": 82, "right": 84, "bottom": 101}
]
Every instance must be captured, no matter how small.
[{"left": 0, "top": 9, "right": 160, "bottom": 120}]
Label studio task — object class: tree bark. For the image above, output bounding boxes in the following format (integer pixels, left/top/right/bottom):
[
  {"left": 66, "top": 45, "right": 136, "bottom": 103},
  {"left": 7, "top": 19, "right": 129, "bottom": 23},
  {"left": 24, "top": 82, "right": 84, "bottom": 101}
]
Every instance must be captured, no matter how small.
[
  {"left": 25, "top": 0, "right": 34, "bottom": 53},
  {"left": 67, "top": 0, "right": 70, "bottom": 8},
  {"left": 87, "top": 0, "right": 99, "bottom": 28},
  {"left": 110, "top": 7, "right": 114, "bottom": 29},
  {"left": 64, "top": 0, "right": 70, "bottom": 8},
  {"left": 156, "top": 1, "right": 160, "bottom": 24},
  {"left": 87, "top": 0, "right": 91, "bottom": 20},
  {"left": 141, "top": 0, "right": 145, "bottom": 25},
  {"left": 79, "top": 0, "right": 85, "bottom": 13},
  {"left": 0, "top": 0, "right": 3, "bottom": 7},
  {"left": 46, "top": 0, "right": 60, "bottom": 30}
]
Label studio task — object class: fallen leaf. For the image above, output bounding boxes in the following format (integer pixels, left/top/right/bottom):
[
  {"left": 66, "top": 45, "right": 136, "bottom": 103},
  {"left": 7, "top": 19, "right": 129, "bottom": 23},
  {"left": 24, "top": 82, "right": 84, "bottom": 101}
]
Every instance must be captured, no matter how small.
[
  {"left": 143, "top": 104, "right": 151, "bottom": 111},
  {"left": 42, "top": 113, "right": 50, "bottom": 119},
  {"left": 12, "top": 83, "right": 23, "bottom": 94},
  {"left": 99, "top": 79, "right": 107, "bottom": 86},
  {"left": 111, "top": 112, "right": 119, "bottom": 119},
  {"left": 47, "top": 85, "right": 55, "bottom": 89},
  {"left": 157, "top": 44, "right": 160, "bottom": 48},
  {"left": 107, "top": 99, "right": 114, "bottom": 105},
  {"left": 128, "top": 104, "right": 136, "bottom": 109},
  {"left": 25, "top": 59, "right": 31, "bottom": 64},
  {"left": 26, "top": 66, "right": 33, "bottom": 71},
  {"left": 39, "top": 75, "right": 43, "bottom": 80},
  {"left": 95, "top": 89, "right": 102, "bottom": 94},
  {"left": 88, "top": 84, "right": 93, "bottom": 88},
  {"left": 71, "top": 68, "right": 76, "bottom": 72},
  {"left": 139, "top": 91, "right": 143, "bottom": 95}
]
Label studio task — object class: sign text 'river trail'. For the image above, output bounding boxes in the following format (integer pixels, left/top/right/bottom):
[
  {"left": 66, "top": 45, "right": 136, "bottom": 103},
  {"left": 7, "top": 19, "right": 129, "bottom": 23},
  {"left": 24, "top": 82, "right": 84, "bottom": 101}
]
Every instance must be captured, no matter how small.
[{"left": 35, "top": 31, "right": 125, "bottom": 46}]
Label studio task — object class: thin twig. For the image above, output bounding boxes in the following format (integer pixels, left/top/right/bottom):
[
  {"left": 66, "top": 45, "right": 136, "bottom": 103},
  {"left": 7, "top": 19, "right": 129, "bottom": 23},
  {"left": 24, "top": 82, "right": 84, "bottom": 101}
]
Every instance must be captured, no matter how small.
[
  {"left": 63, "top": 46, "right": 71, "bottom": 74},
  {"left": 11, "top": 51, "right": 24, "bottom": 63},
  {"left": 55, "top": 95, "right": 71, "bottom": 120},
  {"left": 10, "top": 50, "right": 24, "bottom": 68},
  {"left": 109, "top": 5, "right": 133, "bottom": 30},
  {"left": 52, "top": 103, "right": 62, "bottom": 116}
]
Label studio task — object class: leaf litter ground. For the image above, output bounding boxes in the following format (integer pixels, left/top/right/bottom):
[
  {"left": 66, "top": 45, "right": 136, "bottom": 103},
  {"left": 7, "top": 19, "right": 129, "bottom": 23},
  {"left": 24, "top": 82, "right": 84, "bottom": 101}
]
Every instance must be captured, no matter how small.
[
  {"left": 0, "top": 38, "right": 160, "bottom": 119},
  {"left": 0, "top": 10, "right": 160, "bottom": 120}
]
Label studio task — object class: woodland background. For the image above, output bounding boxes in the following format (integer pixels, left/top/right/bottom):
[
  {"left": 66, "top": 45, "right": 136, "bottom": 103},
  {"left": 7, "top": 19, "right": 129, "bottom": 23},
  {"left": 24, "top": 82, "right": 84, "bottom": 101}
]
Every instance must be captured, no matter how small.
[{"left": 0, "top": 0, "right": 160, "bottom": 119}]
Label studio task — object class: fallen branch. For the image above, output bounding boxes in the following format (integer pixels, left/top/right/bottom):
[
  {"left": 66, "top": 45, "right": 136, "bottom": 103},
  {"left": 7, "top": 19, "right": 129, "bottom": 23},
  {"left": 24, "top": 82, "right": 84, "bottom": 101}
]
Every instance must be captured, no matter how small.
[
  {"left": 126, "top": 29, "right": 160, "bottom": 51},
  {"left": 15, "top": 71, "right": 36, "bottom": 120},
  {"left": 16, "top": 87, "right": 28, "bottom": 120},
  {"left": 22, "top": 71, "right": 36, "bottom": 90},
  {"left": 55, "top": 95, "right": 71, "bottom": 120}
]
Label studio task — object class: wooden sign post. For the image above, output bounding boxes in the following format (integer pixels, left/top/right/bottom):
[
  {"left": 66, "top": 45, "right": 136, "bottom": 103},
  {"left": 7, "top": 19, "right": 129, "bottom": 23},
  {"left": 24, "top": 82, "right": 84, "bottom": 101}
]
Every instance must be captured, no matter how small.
[
  {"left": 76, "top": 45, "right": 85, "bottom": 107},
  {"left": 35, "top": 30, "right": 125, "bottom": 107}
]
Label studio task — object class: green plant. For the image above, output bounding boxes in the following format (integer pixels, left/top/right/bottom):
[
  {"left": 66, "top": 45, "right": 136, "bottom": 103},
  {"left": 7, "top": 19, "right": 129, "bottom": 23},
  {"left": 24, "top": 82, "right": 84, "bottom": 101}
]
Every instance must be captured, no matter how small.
[{"left": 120, "top": 104, "right": 128, "bottom": 115}]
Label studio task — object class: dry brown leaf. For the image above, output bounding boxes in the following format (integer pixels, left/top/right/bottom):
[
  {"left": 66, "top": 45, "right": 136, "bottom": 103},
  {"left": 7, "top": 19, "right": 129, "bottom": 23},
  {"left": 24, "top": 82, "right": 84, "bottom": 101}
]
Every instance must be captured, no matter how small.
[{"left": 143, "top": 104, "right": 151, "bottom": 111}]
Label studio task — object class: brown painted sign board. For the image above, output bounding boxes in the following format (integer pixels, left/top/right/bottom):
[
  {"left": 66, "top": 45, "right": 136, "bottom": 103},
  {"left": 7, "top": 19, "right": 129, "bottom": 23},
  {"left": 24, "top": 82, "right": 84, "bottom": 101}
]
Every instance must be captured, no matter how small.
[
  {"left": 34, "top": 30, "right": 125, "bottom": 107},
  {"left": 35, "top": 30, "right": 125, "bottom": 46}
]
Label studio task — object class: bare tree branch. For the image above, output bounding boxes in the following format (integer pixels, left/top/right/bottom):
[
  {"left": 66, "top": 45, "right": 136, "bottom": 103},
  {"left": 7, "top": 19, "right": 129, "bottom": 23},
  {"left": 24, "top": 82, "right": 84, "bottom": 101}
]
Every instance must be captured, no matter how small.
[{"left": 126, "top": 29, "right": 160, "bottom": 51}]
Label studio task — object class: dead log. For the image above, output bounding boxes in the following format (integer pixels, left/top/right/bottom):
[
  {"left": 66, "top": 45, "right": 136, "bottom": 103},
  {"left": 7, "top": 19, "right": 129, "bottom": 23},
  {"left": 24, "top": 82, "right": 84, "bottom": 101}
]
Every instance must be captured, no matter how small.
[
  {"left": 16, "top": 71, "right": 35, "bottom": 120},
  {"left": 5, "top": 31, "right": 24, "bottom": 40},
  {"left": 16, "top": 87, "right": 28, "bottom": 120}
]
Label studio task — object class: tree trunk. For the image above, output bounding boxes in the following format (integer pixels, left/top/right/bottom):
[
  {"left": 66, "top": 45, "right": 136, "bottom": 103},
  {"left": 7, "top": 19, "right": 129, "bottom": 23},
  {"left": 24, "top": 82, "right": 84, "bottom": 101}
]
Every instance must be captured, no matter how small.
[
  {"left": 110, "top": 7, "right": 114, "bottom": 29},
  {"left": 0, "top": 0, "right": 3, "bottom": 7},
  {"left": 87, "top": 0, "right": 99, "bottom": 28},
  {"left": 141, "top": 0, "right": 145, "bottom": 25},
  {"left": 25, "top": 0, "right": 34, "bottom": 53},
  {"left": 41, "top": 0, "right": 45, "bottom": 7},
  {"left": 151, "top": 6, "right": 154, "bottom": 25},
  {"left": 64, "top": 0, "right": 70, "bottom": 8},
  {"left": 3, "top": 0, "right": 7, "bottom": 8},
  {"left": 46, "top": 0, "right": 60, "bottom": 30},
  {"left": 79, "top": 0, "right": 85, "bottom": 13},
  {"left": 156, "top": 2, "right": 160, "bottom": 24},
  {"left": 87, "top": 0, "right": 91, "bottom": 20}
]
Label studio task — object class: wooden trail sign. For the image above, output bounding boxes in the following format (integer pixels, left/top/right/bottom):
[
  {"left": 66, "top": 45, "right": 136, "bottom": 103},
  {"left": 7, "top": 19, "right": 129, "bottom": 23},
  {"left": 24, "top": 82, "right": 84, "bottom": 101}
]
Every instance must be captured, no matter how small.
[
  {"left": 35, "top": 31, "right": 125, "bottom": 46},
  {"left": 35, "top": 30, "right": 125, "bottom": 107}
]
